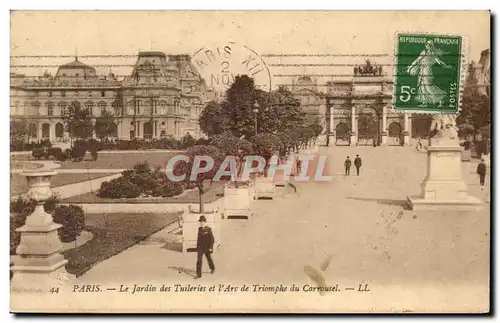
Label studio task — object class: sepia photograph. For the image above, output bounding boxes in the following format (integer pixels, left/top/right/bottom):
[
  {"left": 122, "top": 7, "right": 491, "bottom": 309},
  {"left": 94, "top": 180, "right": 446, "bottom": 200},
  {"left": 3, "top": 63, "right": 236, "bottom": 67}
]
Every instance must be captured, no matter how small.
[{"left": 9, "top": 10, "right": 491, "bottom": 313}]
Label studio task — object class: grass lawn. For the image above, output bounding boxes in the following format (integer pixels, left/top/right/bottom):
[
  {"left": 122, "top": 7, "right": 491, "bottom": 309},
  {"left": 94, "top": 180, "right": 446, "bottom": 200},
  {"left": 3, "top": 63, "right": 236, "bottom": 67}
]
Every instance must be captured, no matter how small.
[
  {"left": 63, "top": 181, "right": 226, "bottom": 204},
  {"left": 11, "top": 151, "right": 182, "bottom": 170},
  {"left": 62, "top": 212, "right": 182, "bottom": 277},
  {"left": 10, "top": 173, "right": 117, "bottom": 196}
]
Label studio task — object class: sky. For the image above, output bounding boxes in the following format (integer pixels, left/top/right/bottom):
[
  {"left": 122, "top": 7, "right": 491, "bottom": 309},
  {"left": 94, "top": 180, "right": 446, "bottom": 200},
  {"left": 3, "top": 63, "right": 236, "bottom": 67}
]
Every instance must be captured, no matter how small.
[{"left": 10, "top": 11, "right": 490, "bottom": 90}]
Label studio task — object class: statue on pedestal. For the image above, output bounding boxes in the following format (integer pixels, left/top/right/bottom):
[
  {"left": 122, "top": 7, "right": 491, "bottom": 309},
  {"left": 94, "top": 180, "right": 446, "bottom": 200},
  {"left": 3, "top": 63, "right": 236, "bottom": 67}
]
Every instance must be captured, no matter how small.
[{"left": 429, "top": 114, "right": 459, "bottom": 146}]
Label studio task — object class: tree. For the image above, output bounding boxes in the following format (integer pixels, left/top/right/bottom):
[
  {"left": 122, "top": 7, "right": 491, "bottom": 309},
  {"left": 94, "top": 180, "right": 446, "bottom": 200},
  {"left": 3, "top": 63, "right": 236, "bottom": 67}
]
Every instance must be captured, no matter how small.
[
  {"left": 457, "top": 62, "right": 491, "bottom": 140},
  {"left": 94, "top": 110, "right": 116, "bottom": 140},
  {"left": 198, "top": 76, "right": 308, "bottom": 139},
  {"left": 63, "top": 102, "right": 94, "bottom": 141},
  {"left": 251, "top": 133, "right": 282, "bottom": 165},
  {"left": 174, "top": 145, "right": 225, "bottom": 213},
  {"left": 10, "top": 120, "right": 28, "bottom": 143},
  {"left": 211, "top": 132, "right": 253, "bottom": 185},
  {"left": 199, "top": 100, "right": 231, "bottom": 137}
]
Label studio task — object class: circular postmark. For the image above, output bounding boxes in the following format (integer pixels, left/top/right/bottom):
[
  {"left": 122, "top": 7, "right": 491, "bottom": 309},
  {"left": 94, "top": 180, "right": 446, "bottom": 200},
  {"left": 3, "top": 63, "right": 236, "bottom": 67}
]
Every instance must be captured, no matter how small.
[{"left": 191, "top": 41, "right": 272, "bottom": 92}]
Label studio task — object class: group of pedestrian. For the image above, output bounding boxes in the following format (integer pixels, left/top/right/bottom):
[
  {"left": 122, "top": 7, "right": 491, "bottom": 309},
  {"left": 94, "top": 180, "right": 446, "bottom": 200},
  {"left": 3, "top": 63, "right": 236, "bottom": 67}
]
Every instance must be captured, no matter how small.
[{"left": 344, "top": 155, "right": 362, "bottom": 176}]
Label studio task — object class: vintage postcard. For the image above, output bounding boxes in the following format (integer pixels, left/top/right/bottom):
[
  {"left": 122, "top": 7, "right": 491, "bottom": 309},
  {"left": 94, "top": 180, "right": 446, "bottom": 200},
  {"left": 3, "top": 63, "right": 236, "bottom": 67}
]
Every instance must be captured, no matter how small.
[{"left": 9, "top": 10, "right": 491, "bottom": 313}]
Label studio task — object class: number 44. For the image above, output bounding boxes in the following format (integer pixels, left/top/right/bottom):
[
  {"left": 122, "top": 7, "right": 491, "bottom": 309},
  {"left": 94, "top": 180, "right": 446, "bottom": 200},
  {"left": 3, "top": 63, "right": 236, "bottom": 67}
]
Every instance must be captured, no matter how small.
[{"left": 400, "top": 85, "right": 416, "bottom": 103}]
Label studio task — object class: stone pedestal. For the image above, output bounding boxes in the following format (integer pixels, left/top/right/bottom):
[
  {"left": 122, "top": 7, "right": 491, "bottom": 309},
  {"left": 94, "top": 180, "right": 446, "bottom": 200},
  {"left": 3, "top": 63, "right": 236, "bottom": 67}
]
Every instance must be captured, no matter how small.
[
  {"left": 403, "top": 131, "right": 410, "bottom": 146},
  {"left": 380, "top": 132, "right": 388, "bottom": 146},
  {"left": 407, "top": 145, "right": 483, "bottom": 212},
  {"left": 11, "top": 169, "right": 74, "bottom": 292},
  {"left": 349, "top": 132, "right": 357, "bottom": 146}
]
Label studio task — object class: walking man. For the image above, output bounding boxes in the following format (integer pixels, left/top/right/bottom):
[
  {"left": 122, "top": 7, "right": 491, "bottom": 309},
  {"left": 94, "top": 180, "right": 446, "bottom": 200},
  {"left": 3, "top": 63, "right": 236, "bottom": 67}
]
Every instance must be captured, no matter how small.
[
  {"left": 477, "top": 159, "right": 487, "bottom": 191},
  {"left": 354, "top": 154, "right": 362, "bottom": 176},
  {"left": 195, "top": 215, "right": 215, "bottom": 279},
  {"left": 344, "top": 156, "right": 352, "bottom": 176}
]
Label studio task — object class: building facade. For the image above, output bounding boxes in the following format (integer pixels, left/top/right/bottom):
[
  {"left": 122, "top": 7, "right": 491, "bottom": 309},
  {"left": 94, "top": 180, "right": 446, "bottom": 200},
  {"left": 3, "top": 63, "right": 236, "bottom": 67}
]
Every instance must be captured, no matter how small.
[{"left": 10, "top": 51, "right": 214, "bottom": 142}]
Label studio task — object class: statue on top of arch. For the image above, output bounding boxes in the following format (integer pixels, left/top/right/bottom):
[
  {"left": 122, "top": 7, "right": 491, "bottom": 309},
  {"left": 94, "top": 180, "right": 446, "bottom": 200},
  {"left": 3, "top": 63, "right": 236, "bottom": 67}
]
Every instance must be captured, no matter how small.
[{"left": 354, "top": 59, "right": 384, "bottom": 77}]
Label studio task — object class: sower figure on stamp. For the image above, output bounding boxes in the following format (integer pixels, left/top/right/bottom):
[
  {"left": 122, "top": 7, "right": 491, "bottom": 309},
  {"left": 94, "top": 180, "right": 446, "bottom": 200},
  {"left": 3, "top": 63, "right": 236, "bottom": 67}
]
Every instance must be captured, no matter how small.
[
  {"left": 195, "top": 215, "right": 215, "bottom": 279},
  {"left": 344, "top": 156, "right": 351, "bottom": 176},
  {"left": 354, "top": 155, "right": 362, "bottom": 176}
]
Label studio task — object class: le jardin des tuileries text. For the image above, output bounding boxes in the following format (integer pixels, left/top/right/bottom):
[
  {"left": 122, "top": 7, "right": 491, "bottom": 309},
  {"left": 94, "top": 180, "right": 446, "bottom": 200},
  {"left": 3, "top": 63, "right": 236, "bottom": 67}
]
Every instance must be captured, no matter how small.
[{"left": 69, "top": 283, "right": 371, "bottom": 294}]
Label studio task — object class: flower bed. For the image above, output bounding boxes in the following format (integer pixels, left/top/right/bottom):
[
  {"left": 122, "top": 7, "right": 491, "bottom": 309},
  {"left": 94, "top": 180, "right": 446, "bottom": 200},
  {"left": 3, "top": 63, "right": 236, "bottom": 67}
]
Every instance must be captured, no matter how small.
[{"left": 62, "top": 211, "right": 183, "bottom": 277}]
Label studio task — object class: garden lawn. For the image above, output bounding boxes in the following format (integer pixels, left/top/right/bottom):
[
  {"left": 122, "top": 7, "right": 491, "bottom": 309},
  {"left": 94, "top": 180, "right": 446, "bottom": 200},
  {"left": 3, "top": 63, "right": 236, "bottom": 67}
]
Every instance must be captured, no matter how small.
[
  {"left": 62, "top": 181, "right": 226, "bottom": 204},
  {"left": 62, "top": 212, "right": 181, "bottom": 277},
  {"left": 10, "top": 173, "right": 118, "bottom": 196},
  {"left": 11, "top": 151, "right": 182, "bottom": 170}
]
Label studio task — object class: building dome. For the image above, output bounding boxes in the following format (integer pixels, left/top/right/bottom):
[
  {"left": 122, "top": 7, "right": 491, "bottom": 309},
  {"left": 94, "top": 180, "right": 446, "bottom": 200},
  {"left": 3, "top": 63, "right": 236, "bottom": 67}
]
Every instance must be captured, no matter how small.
[{"left": 56, "top": 57, "right": 96, "bottom": 79}]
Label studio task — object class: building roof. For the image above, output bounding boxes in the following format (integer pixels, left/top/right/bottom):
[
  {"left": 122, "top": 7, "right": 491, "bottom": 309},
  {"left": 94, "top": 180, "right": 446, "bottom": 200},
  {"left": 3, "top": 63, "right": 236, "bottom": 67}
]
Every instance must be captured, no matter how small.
[{"left": 58, "top": 57, "right": 96, "bottom": 71}]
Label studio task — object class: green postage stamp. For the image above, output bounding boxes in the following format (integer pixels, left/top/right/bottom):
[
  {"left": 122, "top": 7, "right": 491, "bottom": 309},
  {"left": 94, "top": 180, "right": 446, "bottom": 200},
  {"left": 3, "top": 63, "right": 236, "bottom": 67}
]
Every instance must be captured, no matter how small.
[{"left": 393, "top": 33, "right": 468, "bottom": 114}]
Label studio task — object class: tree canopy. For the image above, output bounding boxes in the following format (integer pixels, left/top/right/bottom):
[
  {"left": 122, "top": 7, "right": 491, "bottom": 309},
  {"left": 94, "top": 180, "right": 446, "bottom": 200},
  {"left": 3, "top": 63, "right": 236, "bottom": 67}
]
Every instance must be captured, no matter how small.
[{"left": 199, "top": 75, "right": 307, "bottom": 139}]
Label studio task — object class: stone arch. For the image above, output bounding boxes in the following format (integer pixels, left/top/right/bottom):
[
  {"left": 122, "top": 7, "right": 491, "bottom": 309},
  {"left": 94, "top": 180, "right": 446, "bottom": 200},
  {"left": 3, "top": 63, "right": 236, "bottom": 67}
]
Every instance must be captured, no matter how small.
[
  {"left": 28, "top": 123, "right": 38, "bottom": 138},
  {"left": 388, "top": 122, "right": 402, "bottom": 146},
  {"left": 357, "top": 107, "right": 379, "bottom": 146},
  {"left": 110, "top": 122, "right": 118, "bottom": 138},
  {"left": 335, "top": 122, "right": 351, "bottom": 145},
  {"left": 41, "top": 123, "right": 50, "bottom": 139},
  {"left": 143, "top": 121, "right": 153, "bottom": 139},
  {"left": 55, "top": 122, "right": 64, "bottom": 139}
]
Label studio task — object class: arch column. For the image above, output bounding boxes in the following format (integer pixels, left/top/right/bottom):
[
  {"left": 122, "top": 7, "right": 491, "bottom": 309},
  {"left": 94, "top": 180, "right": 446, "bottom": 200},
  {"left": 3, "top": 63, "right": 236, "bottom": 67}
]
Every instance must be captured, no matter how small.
[
  {"left": 403, "top": 112, "right": 410, "bottom": 146},
  {"left": 49, "top": 123, "right": 55, "bottom": 142},
  {"left": 37, "top": 123, "right": 43, "bottom": 140},
  {"left": 381, "top": 105, "right": 388, "bottom": 146},
  {"left": 350, "top": 106, "right": 357, "bottom": 146}
]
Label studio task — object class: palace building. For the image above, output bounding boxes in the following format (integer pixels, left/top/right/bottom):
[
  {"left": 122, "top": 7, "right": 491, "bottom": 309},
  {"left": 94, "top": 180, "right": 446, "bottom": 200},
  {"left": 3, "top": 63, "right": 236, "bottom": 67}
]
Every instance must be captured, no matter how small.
[{"left": 10, "top": 51, "right": 215, "bottom": 142}]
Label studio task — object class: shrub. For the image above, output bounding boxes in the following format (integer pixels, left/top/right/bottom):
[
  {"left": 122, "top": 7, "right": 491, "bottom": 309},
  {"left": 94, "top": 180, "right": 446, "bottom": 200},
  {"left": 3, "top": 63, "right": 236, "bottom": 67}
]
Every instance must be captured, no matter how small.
[
  {"left": 98, "top": 177, "right": 141, "bottom": 198},
  {"left": 70, "top": 146, "right": 86, "bottom": 161},
  {"left": 90, "top": 150, "right": 98, "bottom": 161},
  {"left": 161, "top": 180, "right": 185, "bottom": 197},
  {"left": 87, "top": 138, "right": 101, "bottom": 151},
  {"left": 132, "top": 161, "right": 151, "bottom": 174},
  {"left": 47, "top": 147, "right": 62, "bottom": 159},
  {"left": 53, "top": 205, "right": 85, "bottom": 243},
  {"left": 10, "top": 195, "right": 62, "bottom": 254},
  {"left": 56, "top": 150, "right": 70, "bottom": 161},
  {"left": 32, "top": 147, "right": 48, "bottom": 160}
]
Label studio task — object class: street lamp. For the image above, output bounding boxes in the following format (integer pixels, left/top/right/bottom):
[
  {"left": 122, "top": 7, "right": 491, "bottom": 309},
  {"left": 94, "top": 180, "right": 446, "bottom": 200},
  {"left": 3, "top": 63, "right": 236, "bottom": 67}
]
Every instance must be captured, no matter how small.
[{"left": 253, "top": 102, "right": 260, "bottom": 136}]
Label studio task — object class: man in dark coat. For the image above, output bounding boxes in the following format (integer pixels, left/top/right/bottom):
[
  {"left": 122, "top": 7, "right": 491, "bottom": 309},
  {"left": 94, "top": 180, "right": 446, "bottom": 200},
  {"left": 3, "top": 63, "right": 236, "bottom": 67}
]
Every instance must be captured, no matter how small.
[
  {"left": 354, "top": 155, "right": 362, "bottom": 176},
  {"left": 195, "top": 215, "right": 215, "bottom": 279},
  {"left": 344, "top": 156, "right": 352, "bottom": 176},
  {"left": 477, "top": 159, "right": 487, "bottom": 191}
]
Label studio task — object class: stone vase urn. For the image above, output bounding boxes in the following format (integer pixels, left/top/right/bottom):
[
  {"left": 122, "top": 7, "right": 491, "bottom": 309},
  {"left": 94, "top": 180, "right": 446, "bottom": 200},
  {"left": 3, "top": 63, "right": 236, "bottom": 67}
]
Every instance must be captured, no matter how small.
[{"left": 11, "top": 169, "right": 74, "bottom": 292}]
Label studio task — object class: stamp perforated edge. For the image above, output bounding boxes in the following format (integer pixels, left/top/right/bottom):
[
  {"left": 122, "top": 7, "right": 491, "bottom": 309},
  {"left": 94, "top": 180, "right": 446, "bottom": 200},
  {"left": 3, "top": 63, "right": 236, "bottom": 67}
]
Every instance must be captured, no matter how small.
[{"left": 390, "top": 31, "right": 470, "bottom": 117}]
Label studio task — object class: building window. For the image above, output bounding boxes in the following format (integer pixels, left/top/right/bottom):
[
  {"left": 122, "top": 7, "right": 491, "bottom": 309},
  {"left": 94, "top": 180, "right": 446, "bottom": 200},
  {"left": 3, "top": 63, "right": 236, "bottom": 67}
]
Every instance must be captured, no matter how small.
[
  {"left": 135, "top": 100, "right": 141, "bottom": 115},
  {"left": 59, "top": 102, "right": 67, "bottom": 116},
  {"left": 88, "top": 91, "right": 93, "bottom": 97},
  {"left": 46, "top": 102, "right": 54, "bottom": 116},
  {"left": 112, "top": 102, "right": 121, "bottom": 116},
  {"left": 153, "top": 100, "right": 158, "bottom": 115},
  {"left": 61, "top": 90, "right": 66, "bottom": 97},
  {"left": 85, "top": 102, "right": 94, "bottom": 115},
  {"left": 32, "top": 102, "right": 40, "bottom": 115},
  {"left": 48, "top": 91, "right": 52, "bottom": 97},
  {"left": 98, "top": 102, "right": 107, "bottom": 115},
  {"left": 101, "top": 91, "right": 105, "bottom": 97}
]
